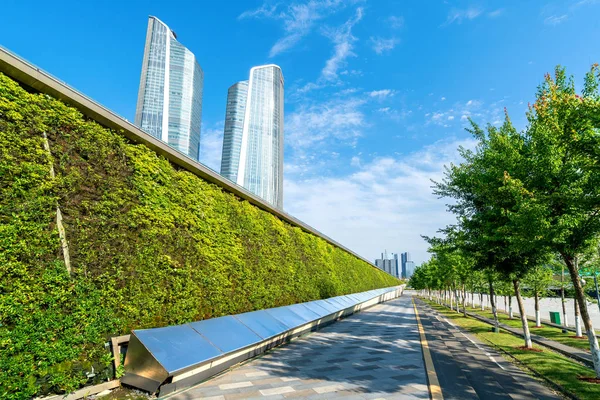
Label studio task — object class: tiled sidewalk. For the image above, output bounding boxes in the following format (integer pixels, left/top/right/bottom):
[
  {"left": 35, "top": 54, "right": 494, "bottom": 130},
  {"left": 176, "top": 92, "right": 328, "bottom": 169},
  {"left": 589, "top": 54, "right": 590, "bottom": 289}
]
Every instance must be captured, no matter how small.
[{"left": 168, "top": 296, "right": 428, "bottom": 399}]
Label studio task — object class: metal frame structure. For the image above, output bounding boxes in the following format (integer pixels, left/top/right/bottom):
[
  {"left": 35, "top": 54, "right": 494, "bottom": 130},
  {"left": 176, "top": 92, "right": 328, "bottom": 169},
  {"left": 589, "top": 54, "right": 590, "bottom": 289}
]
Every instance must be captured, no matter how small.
[{"left": 121, "top": 286, "right": 404, "bottom": 396}]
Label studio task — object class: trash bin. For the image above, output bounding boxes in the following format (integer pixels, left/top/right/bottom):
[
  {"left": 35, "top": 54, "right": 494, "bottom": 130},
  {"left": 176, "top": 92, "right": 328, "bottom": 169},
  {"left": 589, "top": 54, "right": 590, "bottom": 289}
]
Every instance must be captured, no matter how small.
[{"left": 549, "top": 311, "right": 561, "bottom": 325}]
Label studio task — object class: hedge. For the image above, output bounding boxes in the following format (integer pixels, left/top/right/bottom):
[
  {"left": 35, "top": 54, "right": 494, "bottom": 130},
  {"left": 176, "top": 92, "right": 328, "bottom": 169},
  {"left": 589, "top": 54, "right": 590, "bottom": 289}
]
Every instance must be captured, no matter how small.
[{"left": 0, "top": 72, "right": 399, "bottom": 399}]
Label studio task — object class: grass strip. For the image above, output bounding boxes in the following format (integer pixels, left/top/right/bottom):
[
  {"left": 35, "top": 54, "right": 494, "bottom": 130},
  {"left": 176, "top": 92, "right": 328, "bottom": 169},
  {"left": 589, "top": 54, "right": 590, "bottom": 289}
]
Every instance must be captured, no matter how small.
[
  {"left": 422, "top": 299, "right": 600, "bottom": 399},
  {"left": 467, "top": 307, "right": 591, "bottom": 352}
]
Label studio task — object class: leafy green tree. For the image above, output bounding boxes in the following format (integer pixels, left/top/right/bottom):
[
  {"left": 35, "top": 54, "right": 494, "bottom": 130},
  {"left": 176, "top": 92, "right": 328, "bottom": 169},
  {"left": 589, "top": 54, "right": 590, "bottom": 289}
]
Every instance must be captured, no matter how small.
[
  {"left": 434, "top": 112, "right": 551, "bottom": 347},
  {"left": 508, "top": 66, "right": 600, "bottom": 374}
]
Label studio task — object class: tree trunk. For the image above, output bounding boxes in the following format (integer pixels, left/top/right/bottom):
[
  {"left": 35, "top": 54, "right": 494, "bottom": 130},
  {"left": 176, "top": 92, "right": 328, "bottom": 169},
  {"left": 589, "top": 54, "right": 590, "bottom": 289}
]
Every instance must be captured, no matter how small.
[
  {"left": 513, "top": 279, "right": 532, "bottom": 348},
  {"left": 471, "top": 292, "right": 475, "bottom": 308},
  {"left": 562, "top": 253, "right": 600, "bottom": 377},
  {"left": 561, "top": 267, "right": 568, "bottom": 327},
  {"left": 535, "top": 291, "right": 541, "bottom": 327},
  {"left": 489, "top": 279, "right": 499, "bottom": 333},
  {"left": 462, "top": 284, "right": 467, "bottom": 317},
  {"left": 508, "top": 295, "right": 513, "bottom": 319},
  {"left": 480, "top": 292, "right": 484, "bottom": 311},
  {"left": 504, "top": 296, "right": 507, "bottom": 313},
  {"left": 575, "top": 296, "right": 583, "bottom": 337}
]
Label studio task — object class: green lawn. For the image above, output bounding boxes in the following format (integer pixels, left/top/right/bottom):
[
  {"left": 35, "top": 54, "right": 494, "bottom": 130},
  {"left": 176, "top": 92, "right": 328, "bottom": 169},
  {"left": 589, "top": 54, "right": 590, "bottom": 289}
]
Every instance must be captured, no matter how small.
[
  {"left": 467, "top": 307, "right": 592, "bottom": 352},
  {"left": 422, "top": 299, "right": 600, "bottom": 399}
]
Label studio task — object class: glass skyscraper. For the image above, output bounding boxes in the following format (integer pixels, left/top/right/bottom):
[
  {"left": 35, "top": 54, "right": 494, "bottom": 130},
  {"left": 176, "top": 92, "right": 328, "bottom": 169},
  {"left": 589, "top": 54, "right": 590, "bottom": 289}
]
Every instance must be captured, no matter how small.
[
  {"left": 221, "top": 65, "right": 284, "bottom": 209},
  {"left": 135, "top": 16, "right": 203, "bottom": 160},
  {"left": 220, "top": 81, "right": 249, "bottom": 183}
]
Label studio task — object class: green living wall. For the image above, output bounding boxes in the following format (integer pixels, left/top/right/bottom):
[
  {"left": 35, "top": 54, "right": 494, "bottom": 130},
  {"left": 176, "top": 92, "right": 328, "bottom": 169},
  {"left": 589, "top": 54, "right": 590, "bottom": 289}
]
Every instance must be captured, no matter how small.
[{"left": 0, "top": 72, "right": 399, "bottom": 399}]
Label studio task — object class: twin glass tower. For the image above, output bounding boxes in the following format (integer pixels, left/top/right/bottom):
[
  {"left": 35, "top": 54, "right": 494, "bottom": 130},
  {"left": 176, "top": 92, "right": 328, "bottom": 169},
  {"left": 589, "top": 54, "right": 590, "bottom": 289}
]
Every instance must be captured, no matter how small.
[
  {"left": 136, "top": 17, "right": 284, "bottom": 209},
  {"left": 220, "top": 66, "right": 284, "bottom": 209},
  {"left": 135, "top": 16, "right": 203, "bottom": 160}
]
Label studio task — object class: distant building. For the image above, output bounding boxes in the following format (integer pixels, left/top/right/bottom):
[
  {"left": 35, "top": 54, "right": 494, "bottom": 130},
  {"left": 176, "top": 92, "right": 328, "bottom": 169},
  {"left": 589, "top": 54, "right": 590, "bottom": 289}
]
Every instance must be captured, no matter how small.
[
  {"left": 405, "top": 260, "right": 416, "bottom": 279},
  {"left": 221, "top": 65, "right": 284, "bottom": 209},
  {"left": 135, "top": 16, "right": 204, "bottom": 160},
  {"left": 401, "top": 252, "right": 412, "bottom": 279},
  {"left": 375, "top": 251, "right": 400, "bottom": 278}
]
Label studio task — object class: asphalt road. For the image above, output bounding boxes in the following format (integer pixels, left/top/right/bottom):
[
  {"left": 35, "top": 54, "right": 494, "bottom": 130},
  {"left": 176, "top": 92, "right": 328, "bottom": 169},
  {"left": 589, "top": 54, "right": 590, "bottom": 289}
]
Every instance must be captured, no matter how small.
[{"left": 414, "top": 297, "right": 562, "bottom": 400}]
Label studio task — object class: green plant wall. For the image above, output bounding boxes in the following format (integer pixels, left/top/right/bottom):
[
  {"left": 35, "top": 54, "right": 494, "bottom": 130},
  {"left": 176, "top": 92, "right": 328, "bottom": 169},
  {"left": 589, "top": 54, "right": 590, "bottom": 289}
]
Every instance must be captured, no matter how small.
[{"left": 0, "top": 72, "right": 399, "bottom": 399}]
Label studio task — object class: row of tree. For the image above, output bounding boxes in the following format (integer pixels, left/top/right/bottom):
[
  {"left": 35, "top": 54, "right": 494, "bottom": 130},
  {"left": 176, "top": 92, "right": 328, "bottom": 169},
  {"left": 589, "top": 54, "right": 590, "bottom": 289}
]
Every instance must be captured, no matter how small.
[{"left": 410, "top": 65, "right": 600, "bottom": 376}]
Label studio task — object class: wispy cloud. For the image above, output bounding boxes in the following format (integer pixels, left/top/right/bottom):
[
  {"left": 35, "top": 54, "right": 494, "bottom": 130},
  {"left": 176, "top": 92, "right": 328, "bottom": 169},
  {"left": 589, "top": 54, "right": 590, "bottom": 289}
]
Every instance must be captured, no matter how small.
[
  {"left": 442, "top": 7, "right": 483, "bottom": 26},
  {"left": 286, "top": 96, "right": 366, "bottom": 149},
  {"left": 544, "top": 14, "right": 568, "bottom": 25},
  {"left": 426, "top": 99, "right": 506, "bottom": 128},
  {"left": 321, "top": 7, "right": 364, "bottom": 81},
  {"left": 368, "top": 89, "right": 395, "bottom": 99},
  {"left": 284, "top": 138, "right": 476, "bottom": 264},
  {"left": 488, "top": 9, "right": 504, "bottom": 18},
  {"left": 388, "top": 15, "right": 404, "bottom": 29},
  {"left": 239, "top": 0, "right": 355, "bottom": 58},
  {"left": 370, "top": 36, "right": 399, "bottom": 55}
]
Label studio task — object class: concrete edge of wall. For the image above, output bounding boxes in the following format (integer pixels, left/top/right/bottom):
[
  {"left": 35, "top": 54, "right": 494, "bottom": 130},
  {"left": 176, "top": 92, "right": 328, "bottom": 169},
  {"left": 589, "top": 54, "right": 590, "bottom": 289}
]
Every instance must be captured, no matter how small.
[{"left": 0, "top": 45, "right": 383, "bottom": 271}]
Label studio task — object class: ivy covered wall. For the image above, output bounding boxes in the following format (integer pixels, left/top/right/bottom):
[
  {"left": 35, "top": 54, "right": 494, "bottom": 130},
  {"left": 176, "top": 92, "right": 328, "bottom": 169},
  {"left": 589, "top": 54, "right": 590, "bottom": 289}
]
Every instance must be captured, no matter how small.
[{"left": 0, "top": 72, "right": 399, "bottom": 399}]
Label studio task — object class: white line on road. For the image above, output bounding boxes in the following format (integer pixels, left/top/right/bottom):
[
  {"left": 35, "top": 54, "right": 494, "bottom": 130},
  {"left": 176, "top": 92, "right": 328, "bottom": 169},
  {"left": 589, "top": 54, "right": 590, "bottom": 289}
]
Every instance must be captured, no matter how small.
[{"left": 440, "top": 316, "right": 506, "bottom": 371}]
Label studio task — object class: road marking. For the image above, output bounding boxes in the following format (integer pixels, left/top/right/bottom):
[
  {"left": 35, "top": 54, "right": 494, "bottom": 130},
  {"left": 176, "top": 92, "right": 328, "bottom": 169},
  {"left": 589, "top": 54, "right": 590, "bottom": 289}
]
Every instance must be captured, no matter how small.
[
  {"left": 440, "top": 316, "right": 506, "bottom": 371},
  {"left": 413, "top": 298, "right": 443, "bottom": 400}
]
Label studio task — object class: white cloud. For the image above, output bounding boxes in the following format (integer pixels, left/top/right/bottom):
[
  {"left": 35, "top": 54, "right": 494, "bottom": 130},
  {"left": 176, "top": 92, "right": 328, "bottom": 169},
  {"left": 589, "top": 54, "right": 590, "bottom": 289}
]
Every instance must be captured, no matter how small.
[
  {"left": 544, "top": 14, "right": 568, "bottom": 25},
  {"left": 370, "top": 36, "right": 399, "bottom": 55},
  {"left": 321, "top": 7, "right": 364, "bottom": 81},
  {"left": 368, "top": 89, "right": 395, "bottom": 99},
  {"left": 284, "top": 138, "right": 477, "bottom": 265},
  {"left": 199, "top": 124, "right": 224, "bottom": 172},
  {"left": 239, "top": 0, "right": 355, "bottom": 58},
  {"left": 441, "top": 96, "right": 446, "bottom": 101},
  {"left": 340, "top": 69, "right": 363, "bottom": 76},
  {"left": 448, "top": 116, "right": 455, "bottom": 121},
  {"left": 488, "top": 9, "right": 504, "bottom": 18},
  {"left": 286, "top": 96, "right": 366, "bottom": 149},
  {"left": 442, "top": 7, "right": 483, "bottom": 26},
  {"left": 388, "top": 15, "right": 404, "bottom": 29}
]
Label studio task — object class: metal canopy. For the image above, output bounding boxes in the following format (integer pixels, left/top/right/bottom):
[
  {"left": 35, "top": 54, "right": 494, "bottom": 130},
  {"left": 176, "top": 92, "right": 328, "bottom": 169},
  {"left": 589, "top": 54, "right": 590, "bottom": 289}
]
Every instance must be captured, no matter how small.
[
  {"left": 189, "top": 315, "right": 262, "bottom": 353},
  {"left": 122, "top": 285, "right": 403, "bottom": 395}
]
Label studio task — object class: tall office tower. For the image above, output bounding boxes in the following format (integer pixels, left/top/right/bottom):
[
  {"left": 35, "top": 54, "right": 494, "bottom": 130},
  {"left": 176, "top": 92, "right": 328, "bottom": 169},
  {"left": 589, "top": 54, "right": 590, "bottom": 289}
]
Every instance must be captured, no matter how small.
[
  {"left": 135, "top": 16, "right": 204, "bottom": 160},
  {"left": 222, "top": 65, "right": 284, "bottom": 209},
  {"left": 220, "top": 81, "right": 249, "bottom": 182},
  {"left": 401, "top": 252, "right": 411, "bottom": 279}
]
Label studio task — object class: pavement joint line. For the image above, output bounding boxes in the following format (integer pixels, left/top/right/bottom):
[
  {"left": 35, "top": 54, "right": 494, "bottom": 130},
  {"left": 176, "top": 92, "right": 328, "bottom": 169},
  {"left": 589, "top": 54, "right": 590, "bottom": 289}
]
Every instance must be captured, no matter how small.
[{"left": 412, "top": 297, "right": 443, "bottom": 400}]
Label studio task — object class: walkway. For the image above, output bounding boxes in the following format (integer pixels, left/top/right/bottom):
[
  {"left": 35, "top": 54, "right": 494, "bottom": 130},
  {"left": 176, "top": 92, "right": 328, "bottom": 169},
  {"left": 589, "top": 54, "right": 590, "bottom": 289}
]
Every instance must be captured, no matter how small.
[
  {"left": 167, "top": 295, "right": 562, "bottom": 399},
  {"left": 414, "top": 298, "right": 561, "bottom": 400},
  {"left": 169, "top": 296, "right": 427, "bottom": 399}
]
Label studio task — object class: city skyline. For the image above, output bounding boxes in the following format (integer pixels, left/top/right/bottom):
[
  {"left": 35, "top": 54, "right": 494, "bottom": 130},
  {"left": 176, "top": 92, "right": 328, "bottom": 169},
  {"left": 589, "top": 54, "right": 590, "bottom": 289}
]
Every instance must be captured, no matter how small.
[{"left": 135, "top": 16, "right": 204, "bottom": 160}]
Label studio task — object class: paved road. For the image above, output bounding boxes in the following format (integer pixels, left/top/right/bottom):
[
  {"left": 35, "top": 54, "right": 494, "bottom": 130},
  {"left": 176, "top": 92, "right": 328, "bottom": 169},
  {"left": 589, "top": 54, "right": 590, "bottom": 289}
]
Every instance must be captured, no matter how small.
[
  {"left": 169, "top": 296, "right": 428, "bottom": 400},
  {"left": 167, "top": 295, "right": 562, "bottom": 399},
  {"left": 414, "top": 297, "right": 561, "bottom": 400}
]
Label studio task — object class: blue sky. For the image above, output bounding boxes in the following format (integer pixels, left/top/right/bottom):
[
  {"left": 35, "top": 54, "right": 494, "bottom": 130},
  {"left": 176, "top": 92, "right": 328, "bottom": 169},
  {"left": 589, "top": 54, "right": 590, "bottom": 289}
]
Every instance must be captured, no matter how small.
[{"left": 2, "top": 0, "right": 600, "bottom": 265}]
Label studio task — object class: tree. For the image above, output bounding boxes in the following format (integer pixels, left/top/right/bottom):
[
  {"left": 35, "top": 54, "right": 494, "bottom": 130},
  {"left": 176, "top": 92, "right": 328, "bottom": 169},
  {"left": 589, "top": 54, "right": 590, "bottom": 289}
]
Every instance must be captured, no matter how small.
[
  {"left": 508, "top": 66, "right": 600, "bottom": 375},
  {"left": 523, "top": 264, "right": 554, "bottom": 327},
  {"left": 434, "top": 115, "right": 549, "bottom": 347}
]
